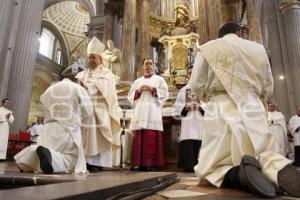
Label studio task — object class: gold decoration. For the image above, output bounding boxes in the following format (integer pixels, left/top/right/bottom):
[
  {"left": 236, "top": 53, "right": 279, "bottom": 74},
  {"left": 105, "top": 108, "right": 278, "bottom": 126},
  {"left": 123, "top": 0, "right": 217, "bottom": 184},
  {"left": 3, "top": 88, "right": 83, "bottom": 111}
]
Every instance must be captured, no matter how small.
[
  {"left": 172, "top": 39, "right": 188, "bottom": 70},
  {"left": 159, "top": 32, "right": 199, "bottom": 86},
  {"left": 76, "top": 3, "right": 88, "bottom": 13}
]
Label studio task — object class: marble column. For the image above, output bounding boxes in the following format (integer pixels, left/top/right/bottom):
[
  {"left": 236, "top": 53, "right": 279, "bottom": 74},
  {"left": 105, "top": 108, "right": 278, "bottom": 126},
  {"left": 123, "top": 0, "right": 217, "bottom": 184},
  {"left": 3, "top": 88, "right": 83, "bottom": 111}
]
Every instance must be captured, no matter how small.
[
  {"left": 121, "top": 0, "right": 136, "bottom": 81},
  {"left": 246, "top": 0, "right": 262, "bottom": 42},
  {"left": 198, "top": 0, "right": 222, "bottom": 44},
  {"left": 221, "top": 0, "right": 240, "bottom": 22},
  {"left": 0, "top": 0, "right": 21, "bottom": 100},
  {"left": 261, "top": 0, "right": 292, "bottom": 117},
  {"left": 6, "top": 0, "right": 45, "bottom": 132},
  {"left": 0, "top": 0, "right": 11, "bottom": 58},
  {"left": 278, "top": 0, "right": 300, "bottom": 113},
  {"left": 87, "top": 0, "right": 105, "bottom": 39},
  {"left": 103, "top": 4, "right": 114, "bottom": 44},
  {"left": 136, "top": 0, "right": 142, "bottom": 76},
  {"left": 95, "top": 0, "right": 104, "bottom": 16},
  {"left": 198, "top": 0, "right": 210, "bottom": 44},
  {"left": 113, "top": 15, "right": 122, "bottom": 49},
  {"left": 138, "top": 0, "right": 151, "bottom": 74}
]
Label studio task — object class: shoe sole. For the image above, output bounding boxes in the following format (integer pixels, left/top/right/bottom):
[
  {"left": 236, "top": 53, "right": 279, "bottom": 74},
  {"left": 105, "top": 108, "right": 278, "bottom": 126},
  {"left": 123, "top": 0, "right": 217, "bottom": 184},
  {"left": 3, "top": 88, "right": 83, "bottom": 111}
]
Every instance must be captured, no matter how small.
[
  {"left": 36, "top": 146, "right": 54, "bottom": 174},
  {"left": 239, "top": 155, "right": 276, "bottom": 198},
  {"left": 278, "top": 165, "right": 300, "bottom": 197}
]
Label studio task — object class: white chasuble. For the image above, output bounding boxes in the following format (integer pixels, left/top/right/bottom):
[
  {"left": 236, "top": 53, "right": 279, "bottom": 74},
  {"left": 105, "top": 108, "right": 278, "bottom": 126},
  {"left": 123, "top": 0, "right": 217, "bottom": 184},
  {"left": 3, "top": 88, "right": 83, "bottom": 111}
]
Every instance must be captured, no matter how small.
[{"left": 76, "top": 65, "right": 121, "bottom": 167}]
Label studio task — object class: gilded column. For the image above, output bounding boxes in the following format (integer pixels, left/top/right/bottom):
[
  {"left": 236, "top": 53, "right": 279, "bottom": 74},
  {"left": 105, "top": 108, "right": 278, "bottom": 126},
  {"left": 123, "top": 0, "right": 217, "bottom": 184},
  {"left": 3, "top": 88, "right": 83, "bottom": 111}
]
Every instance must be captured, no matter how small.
[
  {"left": 6, "top": 0, "right": 46, "bottom": 132},
  {"left": 246, "top": 0, "right": 262, "bottom": 42},
  {"left": 279, "top": 0, "right": 300, "bottom": 109},
  {"left": 121, "top": 0, "right": 136, "bottom": 81}
]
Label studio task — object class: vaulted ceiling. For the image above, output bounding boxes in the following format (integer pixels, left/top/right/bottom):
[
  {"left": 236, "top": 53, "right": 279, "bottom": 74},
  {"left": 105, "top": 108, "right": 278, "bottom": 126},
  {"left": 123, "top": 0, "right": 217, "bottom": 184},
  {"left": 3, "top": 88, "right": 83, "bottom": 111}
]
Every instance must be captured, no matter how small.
[
  {"left": 42, "top": 0, "right": 96, "bottom": 65},
  {"left": 44, "top": 1, "right": 91, "bottom": 36}
]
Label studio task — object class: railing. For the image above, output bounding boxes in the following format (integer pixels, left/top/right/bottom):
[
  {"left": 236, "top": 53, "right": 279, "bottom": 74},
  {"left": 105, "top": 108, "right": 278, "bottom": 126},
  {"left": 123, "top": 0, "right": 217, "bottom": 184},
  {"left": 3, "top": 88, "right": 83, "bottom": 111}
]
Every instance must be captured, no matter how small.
[{"left": 6, "top": 131, "right": 33, "bottom": 160}]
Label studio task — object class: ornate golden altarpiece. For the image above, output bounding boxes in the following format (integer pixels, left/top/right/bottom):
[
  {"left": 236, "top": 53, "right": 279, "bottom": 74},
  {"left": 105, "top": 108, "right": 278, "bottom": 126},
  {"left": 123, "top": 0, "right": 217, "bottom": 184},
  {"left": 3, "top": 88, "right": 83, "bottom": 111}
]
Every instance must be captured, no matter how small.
[{"left": 158, "top": 33, "right": 198, "bottom": 86}]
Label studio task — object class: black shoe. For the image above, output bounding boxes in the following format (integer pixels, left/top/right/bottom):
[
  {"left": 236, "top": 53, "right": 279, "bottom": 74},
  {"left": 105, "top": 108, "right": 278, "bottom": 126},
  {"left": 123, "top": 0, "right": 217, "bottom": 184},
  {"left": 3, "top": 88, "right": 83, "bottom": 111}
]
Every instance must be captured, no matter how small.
[
  {"left": 130, "top": 166, "right": 139, "bottom": 171},
  {"left": 239, "top": 155, "right": 276, "bottom": 198},
  {"left": 137, "top": 166, "right": 155, "bottom": 172},
  {"left": 138, "top": 166, "right": 147, "bottom": 171},
  {"left": 36, "top": 146, "right": 53, "bottom": 174},
  {"left": 86, "top": 163, "right": 103, "bottom": 172},
  {"left": 278, "top": 164, "right": 300, "bottom": 197},
  {"left": 223, "top": 166, "right": 243, "bottom": 190},
  {"left": 147, "top": 167, "right": 156, "bottom": 172},
  {"left": 183, "top": 168, "right": 194, "bottom": 173},
  {"left": 16, "top": 165, "right": 24, "bottom": 173}
]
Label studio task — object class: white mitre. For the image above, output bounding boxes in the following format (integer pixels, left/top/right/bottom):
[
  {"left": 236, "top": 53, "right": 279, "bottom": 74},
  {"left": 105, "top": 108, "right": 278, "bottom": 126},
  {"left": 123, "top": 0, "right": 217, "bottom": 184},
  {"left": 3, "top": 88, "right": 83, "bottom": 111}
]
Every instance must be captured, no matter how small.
[{"left": 87, "top": 36, "right": 105, "bottom": 56}]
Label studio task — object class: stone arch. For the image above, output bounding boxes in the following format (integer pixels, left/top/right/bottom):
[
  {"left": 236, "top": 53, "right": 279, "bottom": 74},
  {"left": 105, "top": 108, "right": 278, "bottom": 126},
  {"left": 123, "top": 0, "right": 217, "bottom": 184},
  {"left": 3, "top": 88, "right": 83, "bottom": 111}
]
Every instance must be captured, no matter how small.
[{"left": 41, "top": 20, "right": 69, "bottom": 67}]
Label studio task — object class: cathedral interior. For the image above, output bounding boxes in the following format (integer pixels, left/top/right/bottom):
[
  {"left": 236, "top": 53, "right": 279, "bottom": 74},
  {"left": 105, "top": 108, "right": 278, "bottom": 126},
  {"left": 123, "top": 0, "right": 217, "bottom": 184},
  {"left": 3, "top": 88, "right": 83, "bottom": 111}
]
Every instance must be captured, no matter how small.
[{"left": 0, "top": 0, "right": 300, "bottom": 199}]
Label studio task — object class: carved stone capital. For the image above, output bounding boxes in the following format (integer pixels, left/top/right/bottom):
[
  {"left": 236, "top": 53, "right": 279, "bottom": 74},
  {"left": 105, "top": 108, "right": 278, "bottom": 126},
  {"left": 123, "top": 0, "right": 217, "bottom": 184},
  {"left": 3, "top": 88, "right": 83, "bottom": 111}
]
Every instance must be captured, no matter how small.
[{"left": 279, "top": 0, "right": 300, "bottom": 13}]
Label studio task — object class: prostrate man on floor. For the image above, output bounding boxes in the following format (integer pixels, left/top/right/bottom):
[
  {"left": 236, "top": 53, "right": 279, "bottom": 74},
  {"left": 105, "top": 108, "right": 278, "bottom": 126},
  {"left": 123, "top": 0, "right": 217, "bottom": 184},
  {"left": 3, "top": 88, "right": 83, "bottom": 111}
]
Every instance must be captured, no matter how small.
[
  {"left": 190, "top": 22, "right": 300, "bottom": 198},
  {"left": 14, "top": 78, "right": 93, "bottom": 174}
]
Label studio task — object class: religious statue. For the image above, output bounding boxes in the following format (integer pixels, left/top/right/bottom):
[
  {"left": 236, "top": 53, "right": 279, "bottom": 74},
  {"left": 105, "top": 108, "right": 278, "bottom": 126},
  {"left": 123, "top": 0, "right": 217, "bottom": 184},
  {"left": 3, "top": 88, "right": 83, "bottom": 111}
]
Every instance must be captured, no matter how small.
[
  {"left": 158, "top": 1, "right": 199, "bottom": 87},
  {"left": 174, "top": 1, "right": 190, "bottom": 29},
  {"left": 171, "top": 1, "right": 192, "bottom": 36},
  {"left": 102, "top": 40, "right": 122, "bottom": 78}
]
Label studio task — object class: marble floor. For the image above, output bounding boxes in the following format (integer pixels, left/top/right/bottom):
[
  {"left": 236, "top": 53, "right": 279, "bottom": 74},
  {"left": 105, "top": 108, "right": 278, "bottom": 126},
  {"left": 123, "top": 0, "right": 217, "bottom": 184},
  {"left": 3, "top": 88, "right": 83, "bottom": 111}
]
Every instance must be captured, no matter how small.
[
  {"left": 0, "top": 162, "right": 299, "bottom": 200},
  {"left": 146, "top": 172, "right": 300, "bottom": 200}
]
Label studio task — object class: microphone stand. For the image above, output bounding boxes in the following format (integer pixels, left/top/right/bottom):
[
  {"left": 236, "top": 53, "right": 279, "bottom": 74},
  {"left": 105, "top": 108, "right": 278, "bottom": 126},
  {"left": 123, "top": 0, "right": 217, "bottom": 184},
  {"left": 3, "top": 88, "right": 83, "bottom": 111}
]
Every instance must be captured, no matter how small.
[{"left": 119, "top": 110, "right": 126, "bottom": 169}]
